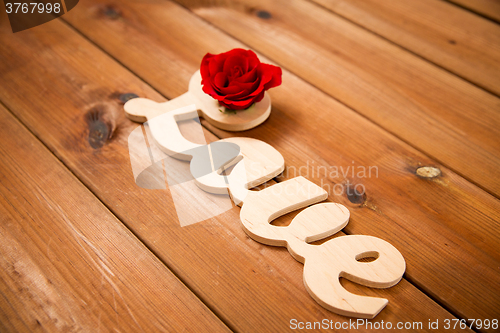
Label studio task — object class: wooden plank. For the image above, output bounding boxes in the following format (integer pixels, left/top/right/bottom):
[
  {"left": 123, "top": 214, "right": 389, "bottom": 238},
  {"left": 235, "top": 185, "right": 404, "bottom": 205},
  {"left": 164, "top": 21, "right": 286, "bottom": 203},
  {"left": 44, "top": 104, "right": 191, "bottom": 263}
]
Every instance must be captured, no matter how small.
[
  {"left": 58, "top": 0, "right": 500, "bottom": 329},
  {"left": 310, "top": 0, "right": 500, "bottom": 96},
  {"left": 0, "top": 11, "right": 471, "bottom": 333},
  {"left": 170, "top": 0, "right": 500, "bottom": 198},
  {"left": 447, "top": 0, "right": 500, "bottom": 22},
  {"left": 0, "top": 103, "right": 230, "bottom": 332}
]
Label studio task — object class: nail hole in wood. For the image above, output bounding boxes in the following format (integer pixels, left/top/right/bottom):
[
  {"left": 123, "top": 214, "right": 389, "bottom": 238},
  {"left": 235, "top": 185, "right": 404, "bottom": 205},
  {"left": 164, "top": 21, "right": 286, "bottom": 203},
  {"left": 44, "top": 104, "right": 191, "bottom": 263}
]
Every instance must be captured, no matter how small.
[
  {"left": 345, "top": 183, "right": 366, "bottom": 204},
  {"left": 103, "top": 6, "right": 120, "bottom": 19},
  {"left": 85, "top": 107, "right": 111, "bottom": 149},
  {"left": 256, "top": 10, "right": 272, "bottom": 19},
  {"left": 416, "top": 166, "right": 441, "bottom": 178}
]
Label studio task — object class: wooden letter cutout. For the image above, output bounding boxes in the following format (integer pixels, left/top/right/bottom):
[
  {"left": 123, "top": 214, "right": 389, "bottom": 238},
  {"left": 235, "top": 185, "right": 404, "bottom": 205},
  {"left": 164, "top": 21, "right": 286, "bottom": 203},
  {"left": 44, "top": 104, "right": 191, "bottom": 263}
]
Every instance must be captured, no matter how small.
[
  {"left": 125, "top": 97, "right": 406, "bottom": 318},
  {"left": 240, "top": 178, "right": 406, "bottom": 318}
]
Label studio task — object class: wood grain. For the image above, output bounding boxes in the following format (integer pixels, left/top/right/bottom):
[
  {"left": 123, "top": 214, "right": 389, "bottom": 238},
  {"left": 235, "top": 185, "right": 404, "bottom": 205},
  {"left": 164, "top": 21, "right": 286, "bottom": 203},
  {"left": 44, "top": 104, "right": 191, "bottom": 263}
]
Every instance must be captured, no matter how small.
[
  {"left": 0, "top": 11, "right": 470, "bottom": 333},
  {"left": 447, "top": 0, "right": 500, "bottom": 22},
  {"left": 310, "top": 0, "right": 500, "bottom": 96},
  {"left": 0, "top": 103, "right": 230, "bottom": 332},
  {"left": 172, "top": 0, "right": 500, "bottom": 198},
  {"left": 57, "top": 0, "right": 500, "bottom": 329}
]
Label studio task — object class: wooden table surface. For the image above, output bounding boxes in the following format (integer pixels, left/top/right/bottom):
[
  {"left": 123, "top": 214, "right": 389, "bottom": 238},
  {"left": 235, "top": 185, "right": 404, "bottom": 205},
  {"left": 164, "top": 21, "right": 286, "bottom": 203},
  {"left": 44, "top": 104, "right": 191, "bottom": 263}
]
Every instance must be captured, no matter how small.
[{"left": 0, "top": 0, "right": 499, "bottom": 332}]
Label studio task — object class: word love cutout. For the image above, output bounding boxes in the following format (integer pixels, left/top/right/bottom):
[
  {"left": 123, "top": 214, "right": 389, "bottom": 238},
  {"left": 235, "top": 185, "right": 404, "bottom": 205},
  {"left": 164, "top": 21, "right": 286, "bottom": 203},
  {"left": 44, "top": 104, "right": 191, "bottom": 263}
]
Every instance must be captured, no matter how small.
[{"left": 124, "top": 90, "right": 406, "bottom": 319}]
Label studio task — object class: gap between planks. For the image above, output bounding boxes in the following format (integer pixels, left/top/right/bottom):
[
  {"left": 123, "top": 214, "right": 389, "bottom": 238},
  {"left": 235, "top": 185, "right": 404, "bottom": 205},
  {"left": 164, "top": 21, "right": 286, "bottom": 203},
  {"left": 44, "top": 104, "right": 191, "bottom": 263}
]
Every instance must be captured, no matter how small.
[
  {"left": 0, "top": 101, "right": 233, "bottom": 333},
  {"left": 444, "top": 0, "right": 500, "bottom": 23},
  {"left": 304, "top": 0, "right": 500, "bottom": 98},
  {"left": 0, "top": 98, "right": 238, "bottom": 333}
]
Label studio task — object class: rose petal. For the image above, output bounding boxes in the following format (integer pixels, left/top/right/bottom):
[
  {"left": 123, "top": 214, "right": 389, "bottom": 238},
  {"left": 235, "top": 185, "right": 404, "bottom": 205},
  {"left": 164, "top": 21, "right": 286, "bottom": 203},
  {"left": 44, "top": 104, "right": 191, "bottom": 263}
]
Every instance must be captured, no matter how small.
[
  {"left": 202, "top": 84, "right": 220, "bottom": 99},
  {"left": 224, "top": 50, "right": 258, "bottom": 72},
  {"left": 252, "top": 90, "right": 266, "bottom": 104},
  {"left": 200, "top": 53, "right": 215, "bottom": 82},
  {"left": 259, "top": 63, "right": 282, "bottom": 90},
  {"left": 223, "top": 88, "right": 252, "bottom": 101},
  {"left": 213, "top": 72, "right": 228, "bottom": 88},
  {"left": 209, "top": 57, "right": 225, "bottom": 77},
  {"left": 234, "top": 67, "right": 259, "bottom": 83},
  {"left": 229, "top": 80, "right": 260, "bottom": 95},
  {"left": 223, "top": 56, "right": 245, "bottom": 73},
  {"left": 217, "top": 87, "right": 243, "bottom": 96},
  {"left": 219, "top": 98, "right": 254, "bottom": 110}
]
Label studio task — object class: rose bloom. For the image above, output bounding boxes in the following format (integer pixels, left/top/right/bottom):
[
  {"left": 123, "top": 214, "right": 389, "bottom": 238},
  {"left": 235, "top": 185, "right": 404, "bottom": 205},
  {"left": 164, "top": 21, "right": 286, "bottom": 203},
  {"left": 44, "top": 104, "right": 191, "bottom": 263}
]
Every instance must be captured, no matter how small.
[{"left": 200, "top": 49, "right": 282, "bottom": 110}]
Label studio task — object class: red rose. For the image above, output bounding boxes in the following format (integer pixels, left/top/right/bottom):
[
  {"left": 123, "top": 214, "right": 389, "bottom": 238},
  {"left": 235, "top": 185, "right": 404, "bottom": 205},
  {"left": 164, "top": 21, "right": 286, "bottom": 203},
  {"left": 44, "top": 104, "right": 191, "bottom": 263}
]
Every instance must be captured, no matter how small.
[{"left": 200, "top": 49, "right": 282, "bottom": 110}]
